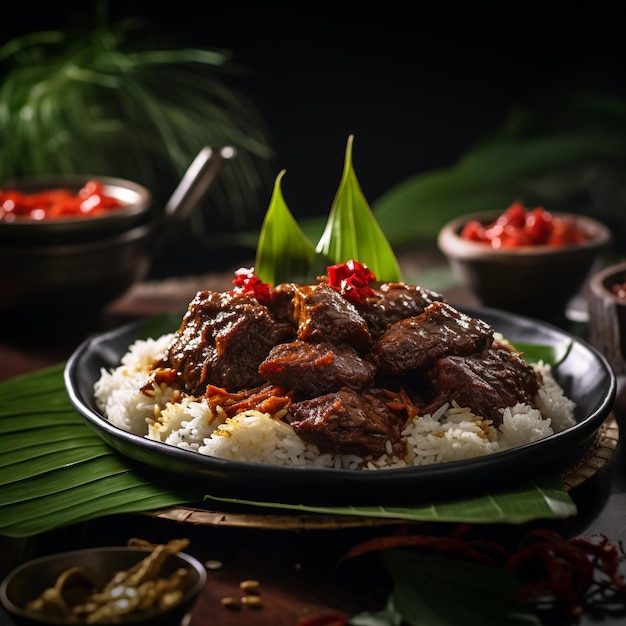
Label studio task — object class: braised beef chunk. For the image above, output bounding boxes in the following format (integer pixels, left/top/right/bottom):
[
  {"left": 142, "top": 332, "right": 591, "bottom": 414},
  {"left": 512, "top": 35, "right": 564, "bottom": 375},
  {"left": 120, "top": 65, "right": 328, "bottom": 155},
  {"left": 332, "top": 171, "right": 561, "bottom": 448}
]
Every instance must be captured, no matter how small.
[
  {"left": 210, "top": 309, "right": 295, "bottom": 391},
  {"left": 259, "top": 340, "right": 376, "bottom": 397},
  {"left": 292, "top": 283, "right": 372, "bottom": 352},
  {"left": 422, "top": 341, "right": 543, "bottom": 426},
  {"left": 371, "top": 301, "right": 494, "bottom": 375},
  {"left": 267, "top": 282, "right": 298, "bottom": 324},
  {"left": 286, "top": 387, "right": 407, "bottom": 458},
  {"left": 356, "top": 282, "right": 446, "bottom": 338},
  {"left": 158, "top": 290, "right": 294, "bottom": 395}
]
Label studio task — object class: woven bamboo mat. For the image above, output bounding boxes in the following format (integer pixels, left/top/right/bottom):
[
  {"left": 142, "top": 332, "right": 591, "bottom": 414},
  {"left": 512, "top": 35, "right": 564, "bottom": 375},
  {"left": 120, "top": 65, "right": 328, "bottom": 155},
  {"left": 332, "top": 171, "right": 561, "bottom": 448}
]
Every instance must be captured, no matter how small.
[
  {"left": 145, "top": 415, "right": 619, "bottom": 530},
  {"left": 560, "top": 414, "right": 619, "bottom": 490}
]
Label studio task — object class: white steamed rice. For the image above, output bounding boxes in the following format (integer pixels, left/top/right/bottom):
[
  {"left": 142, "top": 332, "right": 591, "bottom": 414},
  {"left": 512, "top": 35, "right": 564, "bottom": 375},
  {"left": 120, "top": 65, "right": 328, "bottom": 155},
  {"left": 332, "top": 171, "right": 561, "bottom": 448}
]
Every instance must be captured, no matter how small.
[{"left": 94, "top": 333, "right": 577, "bottom": 470}]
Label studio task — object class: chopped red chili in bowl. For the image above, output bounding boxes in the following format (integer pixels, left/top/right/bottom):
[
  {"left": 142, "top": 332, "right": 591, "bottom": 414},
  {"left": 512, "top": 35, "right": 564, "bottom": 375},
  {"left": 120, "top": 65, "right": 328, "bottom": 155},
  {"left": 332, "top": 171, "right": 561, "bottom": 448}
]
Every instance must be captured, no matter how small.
[
  {"left": 0, "top": 179, "right": 125, "bottom": 222},
  {"left": 459, "top": 201, "right": 590, "bottom": 249}
]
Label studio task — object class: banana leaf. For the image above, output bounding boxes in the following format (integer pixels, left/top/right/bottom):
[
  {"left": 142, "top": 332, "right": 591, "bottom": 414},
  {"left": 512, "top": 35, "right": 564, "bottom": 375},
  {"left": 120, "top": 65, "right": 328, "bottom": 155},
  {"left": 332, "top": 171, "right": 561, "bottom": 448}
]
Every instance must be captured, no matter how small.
[
  {"left": 0, "top": 360, "right": 575, "bottom": 539},
  {"left": 205, "top": 474, "right": 574, "bottom": 524}
]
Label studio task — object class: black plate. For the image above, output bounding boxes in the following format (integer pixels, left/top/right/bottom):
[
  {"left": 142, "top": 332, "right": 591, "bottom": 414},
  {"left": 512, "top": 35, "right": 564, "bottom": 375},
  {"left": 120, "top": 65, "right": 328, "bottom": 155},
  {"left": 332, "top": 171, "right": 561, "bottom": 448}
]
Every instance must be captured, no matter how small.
[{"left": 64, "top": 307, "right": 616, "bottom": 505}]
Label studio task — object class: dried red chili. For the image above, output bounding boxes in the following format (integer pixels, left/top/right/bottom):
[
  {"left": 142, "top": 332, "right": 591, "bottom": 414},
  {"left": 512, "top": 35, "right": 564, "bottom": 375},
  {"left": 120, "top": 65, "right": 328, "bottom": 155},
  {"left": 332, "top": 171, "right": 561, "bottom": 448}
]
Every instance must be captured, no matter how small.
[
  {"left": 327, "top": 260, "right": 376, "bottom": 304},
  {"left": 460, "top": 201, "right": 589, "bottom": 248},
  {"left": 0, "top": 179, "right": 124, "bottom": 222},
  {"left": 342, "top": 525, "right": 626, "bottom": 623}
]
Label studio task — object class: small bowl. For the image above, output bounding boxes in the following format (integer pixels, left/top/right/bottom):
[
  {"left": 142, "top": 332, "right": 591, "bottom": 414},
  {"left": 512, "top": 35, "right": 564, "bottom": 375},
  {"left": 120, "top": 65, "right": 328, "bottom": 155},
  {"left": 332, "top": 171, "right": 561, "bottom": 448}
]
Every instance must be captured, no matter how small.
[
  {"left": 0, "top": 546, "right": 207, "bottom": 626},
  {"left": 588, "top": 260, "right": 626, "bottom": 378},
  {"left": 0, "top": 152, "right": 230, "bottom": 328},
  {"left": 437, "top": 209, "right": 612, "bottom": 318},
  {"left": 0, "top": 175, "right": 152, "bottom": 246}
]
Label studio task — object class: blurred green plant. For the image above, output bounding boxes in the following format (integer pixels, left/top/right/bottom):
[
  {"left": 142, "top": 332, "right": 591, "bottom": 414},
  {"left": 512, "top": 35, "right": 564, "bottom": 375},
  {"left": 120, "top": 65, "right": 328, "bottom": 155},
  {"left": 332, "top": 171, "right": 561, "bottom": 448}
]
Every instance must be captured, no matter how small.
[
  {"left": 371, "top": 91, "right": 626, "bottom": 252},
  {"left": 0, "top": 6, "right": 273, "bottom": 229}
]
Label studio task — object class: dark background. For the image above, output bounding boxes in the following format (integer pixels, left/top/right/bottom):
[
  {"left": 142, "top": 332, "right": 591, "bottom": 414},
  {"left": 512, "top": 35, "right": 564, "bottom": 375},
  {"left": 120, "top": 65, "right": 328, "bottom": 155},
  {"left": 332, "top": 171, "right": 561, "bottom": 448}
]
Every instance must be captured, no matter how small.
[{"left": 3, "top": 1, "right": 625, "bottom": 235}]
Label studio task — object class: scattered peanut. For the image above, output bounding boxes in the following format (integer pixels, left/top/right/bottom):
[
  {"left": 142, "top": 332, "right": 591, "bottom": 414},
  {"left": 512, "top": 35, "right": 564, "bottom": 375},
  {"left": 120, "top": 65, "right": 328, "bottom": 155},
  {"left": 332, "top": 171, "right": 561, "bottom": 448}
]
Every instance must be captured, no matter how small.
[
  {"left": 241, "top": 595, "right": 263, "bottom": 608},
  {"left": 220, "top": 597, "right": 242, "bottom": 610},
  {"left": 220, "top": 579, "right": 264, "bottom": 612},
  {"left": 239, "top": 579, "right": 260, "bottom": 593}
]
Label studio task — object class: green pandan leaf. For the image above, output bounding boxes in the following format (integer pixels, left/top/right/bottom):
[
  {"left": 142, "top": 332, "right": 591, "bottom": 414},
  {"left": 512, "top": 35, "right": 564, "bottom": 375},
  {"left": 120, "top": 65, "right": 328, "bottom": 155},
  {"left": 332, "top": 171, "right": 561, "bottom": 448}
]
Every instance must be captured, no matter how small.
[
  {"left": 254, "top": 169, "right": 323, "bottom": 285},
  {"left": 316, "top": 135, "right": 403, "bottom": 282}
]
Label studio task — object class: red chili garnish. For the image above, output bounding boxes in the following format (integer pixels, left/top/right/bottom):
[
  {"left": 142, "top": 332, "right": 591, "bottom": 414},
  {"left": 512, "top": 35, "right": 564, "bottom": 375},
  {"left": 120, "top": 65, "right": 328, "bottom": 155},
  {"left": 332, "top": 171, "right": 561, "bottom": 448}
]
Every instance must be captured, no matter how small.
[
  {"left": 459, "top": 201, "right": 589, "bottom": 248},
  {"left": 327, "top": 260, "right": 376, "bottom": 304},
  {"left": 230, "top": 267, "right": 271, "bottom": 304},
  {"left": 0, "top": 179, "right": 125, "bottom": 222}
]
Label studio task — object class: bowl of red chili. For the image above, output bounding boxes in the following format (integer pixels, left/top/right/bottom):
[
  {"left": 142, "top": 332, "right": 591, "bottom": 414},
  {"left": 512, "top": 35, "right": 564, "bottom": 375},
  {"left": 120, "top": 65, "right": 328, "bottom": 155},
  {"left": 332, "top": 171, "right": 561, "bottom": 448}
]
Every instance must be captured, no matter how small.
[
  {"left": 437, "top": 201, "right": 612, "bottom": 319},
  {"left": 0, "top": 175, "right": 152, "bottom": 245},
  {"left": 0, "top": 150, "right": 230, "bottom": 334}
]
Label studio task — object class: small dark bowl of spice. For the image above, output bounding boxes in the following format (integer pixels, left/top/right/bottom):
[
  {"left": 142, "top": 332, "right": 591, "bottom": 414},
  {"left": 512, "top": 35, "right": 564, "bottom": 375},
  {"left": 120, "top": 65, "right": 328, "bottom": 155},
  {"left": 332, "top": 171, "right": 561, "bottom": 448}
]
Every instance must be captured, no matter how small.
[{"left": 0, "top": 540, "right": 207, "bottom": 626}]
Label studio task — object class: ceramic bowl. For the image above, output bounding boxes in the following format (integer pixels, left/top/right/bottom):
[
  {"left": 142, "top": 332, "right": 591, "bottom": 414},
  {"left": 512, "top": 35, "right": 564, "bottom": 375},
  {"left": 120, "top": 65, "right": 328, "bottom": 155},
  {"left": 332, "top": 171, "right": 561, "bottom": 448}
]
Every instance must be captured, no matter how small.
[
  {"left": 437, "top": 210, "right": 612, "bottom": 318},
  {"left": 0, "top": 546, "right": 207, "bottom": 626}
]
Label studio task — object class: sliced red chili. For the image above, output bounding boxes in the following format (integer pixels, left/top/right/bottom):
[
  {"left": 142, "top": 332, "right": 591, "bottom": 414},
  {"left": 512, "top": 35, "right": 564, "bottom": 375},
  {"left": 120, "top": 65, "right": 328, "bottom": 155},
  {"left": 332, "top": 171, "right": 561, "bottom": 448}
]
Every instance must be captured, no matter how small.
[
  {"left": 327, "top": 260, "right": 377, "bottom": 304},
  {"left": 230, "top": 267, "right": 271, "bottom": 304}
]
